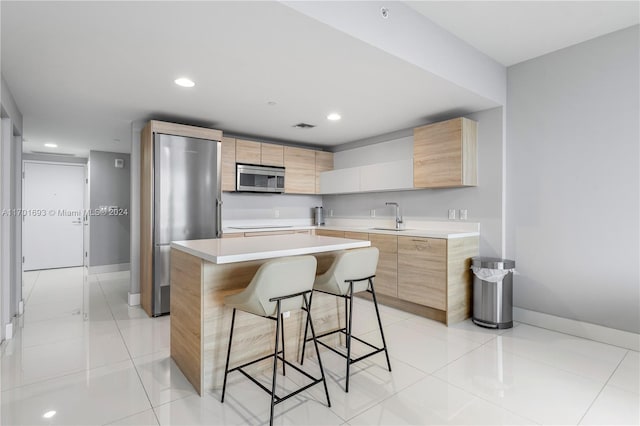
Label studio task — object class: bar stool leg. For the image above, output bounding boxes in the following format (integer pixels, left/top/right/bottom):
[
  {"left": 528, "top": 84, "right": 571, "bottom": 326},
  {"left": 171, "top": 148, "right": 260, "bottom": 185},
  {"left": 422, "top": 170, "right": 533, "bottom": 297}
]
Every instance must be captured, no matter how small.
[
  {"left": 370, "top": 278, "right": 392, "bottom": 372},
  {"left": 221, "top": 308, "right": 237, "bottom": 403},
  {"left": 345, "top": 282, "right": 354, "bottom": 393},
  {"left": 270, "top": 301, "right": 281, "bottom": 426},
  {"left": 299, "top": 292, "right": 313, "bottom": 365},
  {"left": 280, "top": 313, "right": 286, "bottom": 376},
  {"left": 303, "top": 293, "right": 331, "bottom": 408}
]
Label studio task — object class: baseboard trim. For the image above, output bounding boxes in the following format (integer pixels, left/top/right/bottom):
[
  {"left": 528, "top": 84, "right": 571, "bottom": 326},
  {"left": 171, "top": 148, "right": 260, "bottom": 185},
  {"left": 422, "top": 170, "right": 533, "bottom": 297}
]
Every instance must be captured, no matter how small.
[
  {"left": 88, "top": 263, "right": 130, "bottom": 274},
  {"left": 128, "top": 292, "right": 140, "bottom": 307},
  {"left": 514, "top": 307, "right": 640, "bottom": 351}
]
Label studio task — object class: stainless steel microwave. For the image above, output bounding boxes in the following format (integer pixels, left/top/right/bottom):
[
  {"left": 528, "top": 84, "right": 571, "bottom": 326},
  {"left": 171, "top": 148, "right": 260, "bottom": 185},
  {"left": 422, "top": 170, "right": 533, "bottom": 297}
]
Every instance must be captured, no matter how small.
[{"left": 236, "top": 164, "right": 285, "bottom": 193}]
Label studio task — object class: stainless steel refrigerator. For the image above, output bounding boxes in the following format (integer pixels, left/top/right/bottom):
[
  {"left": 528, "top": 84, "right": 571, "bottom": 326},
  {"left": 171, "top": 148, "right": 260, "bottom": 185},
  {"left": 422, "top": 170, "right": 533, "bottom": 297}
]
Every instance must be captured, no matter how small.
[{"left": 153, "top": 133, "right": 221, "bottom": 316}]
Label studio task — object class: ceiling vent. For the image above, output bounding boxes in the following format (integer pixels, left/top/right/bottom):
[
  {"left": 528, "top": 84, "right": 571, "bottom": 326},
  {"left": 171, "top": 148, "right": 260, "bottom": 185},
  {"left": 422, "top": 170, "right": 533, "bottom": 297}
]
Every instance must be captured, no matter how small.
[{"left": 292, "top": 123, "right": 316, "bottom": 129}]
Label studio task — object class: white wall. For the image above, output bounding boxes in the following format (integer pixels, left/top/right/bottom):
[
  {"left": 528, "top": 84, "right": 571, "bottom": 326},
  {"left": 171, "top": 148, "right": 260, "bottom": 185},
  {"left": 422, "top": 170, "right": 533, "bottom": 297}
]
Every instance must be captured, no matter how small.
[
  {"left": 323, "top": 106, "right": 505, "bottom": 257},
  {"left": 506, "top": 25, "right": 639, "bottom": 333}
]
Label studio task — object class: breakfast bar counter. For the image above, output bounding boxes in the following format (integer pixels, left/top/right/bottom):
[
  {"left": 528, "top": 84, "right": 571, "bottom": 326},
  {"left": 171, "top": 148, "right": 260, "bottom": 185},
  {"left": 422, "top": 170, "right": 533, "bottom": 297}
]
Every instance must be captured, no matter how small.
[{"left": 169, "top": 234, "right": 370, "bottom": 395}]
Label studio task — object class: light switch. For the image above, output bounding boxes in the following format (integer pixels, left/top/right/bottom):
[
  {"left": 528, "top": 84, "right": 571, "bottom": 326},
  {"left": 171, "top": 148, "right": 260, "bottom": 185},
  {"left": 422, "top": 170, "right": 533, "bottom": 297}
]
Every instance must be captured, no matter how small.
[
  {"left": 459, "top": 209, "right": 468, "bottom": 220},
  {"left": 448, "top": 209, "right": 456, "bottom": 220}
]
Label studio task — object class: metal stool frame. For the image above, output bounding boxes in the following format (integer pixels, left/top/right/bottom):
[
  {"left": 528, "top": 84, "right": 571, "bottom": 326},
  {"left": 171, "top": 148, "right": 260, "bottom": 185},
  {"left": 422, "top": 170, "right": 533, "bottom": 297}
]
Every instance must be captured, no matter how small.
[
  {"left": 221, "top": 290, "right": 331, "bottom": 426},
  {"left": 300, "top": 275, "right": 392, "bottom": 392}
]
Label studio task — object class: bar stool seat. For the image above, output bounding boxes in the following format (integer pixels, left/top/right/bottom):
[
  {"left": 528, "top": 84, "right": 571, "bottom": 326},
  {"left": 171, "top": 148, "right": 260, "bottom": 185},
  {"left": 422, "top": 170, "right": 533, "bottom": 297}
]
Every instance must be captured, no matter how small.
[
  {"left": 221, "top": 255, "right": 331, "bottom": 426},
  {"left": 301, "top": 247, "right": 392, "bottom": 392}
]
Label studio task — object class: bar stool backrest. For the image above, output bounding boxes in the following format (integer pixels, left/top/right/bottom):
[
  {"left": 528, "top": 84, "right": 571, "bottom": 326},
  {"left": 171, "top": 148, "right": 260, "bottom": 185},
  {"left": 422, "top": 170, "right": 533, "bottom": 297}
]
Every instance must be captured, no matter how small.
[
  {"left": 321, "top": 247, "right": 379, "bottom": 295},
  {"left": 242, "top": 255, "right": 318, "bottom": 317}
]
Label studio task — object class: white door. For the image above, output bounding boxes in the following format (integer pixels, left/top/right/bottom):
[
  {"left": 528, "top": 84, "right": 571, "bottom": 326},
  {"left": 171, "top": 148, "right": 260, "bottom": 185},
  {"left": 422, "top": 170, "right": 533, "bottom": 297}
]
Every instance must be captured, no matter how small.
[{"left": 23, "top": 162, "right": 85, "bottom": 271}]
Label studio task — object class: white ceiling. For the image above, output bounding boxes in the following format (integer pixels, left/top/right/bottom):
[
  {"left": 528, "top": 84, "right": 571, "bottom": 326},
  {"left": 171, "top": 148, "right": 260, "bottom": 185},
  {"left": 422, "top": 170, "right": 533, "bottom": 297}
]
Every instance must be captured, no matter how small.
[
  {"left": 407, "top": 1, "right": 639, "bottom": 66},
  {"left": 1, "top": 1, "right": 637, "bottom": 157}
]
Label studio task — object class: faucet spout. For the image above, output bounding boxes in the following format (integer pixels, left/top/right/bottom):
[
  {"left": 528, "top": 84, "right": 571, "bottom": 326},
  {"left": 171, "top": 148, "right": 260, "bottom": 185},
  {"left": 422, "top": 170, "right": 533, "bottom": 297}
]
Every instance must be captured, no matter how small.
[{"left": 385, "top": 202, "right": 403, "bottom": 229}]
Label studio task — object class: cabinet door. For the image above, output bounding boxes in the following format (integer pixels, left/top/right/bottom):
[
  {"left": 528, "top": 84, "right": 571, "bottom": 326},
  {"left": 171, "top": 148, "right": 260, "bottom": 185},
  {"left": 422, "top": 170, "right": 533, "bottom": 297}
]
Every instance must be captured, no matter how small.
[
  {"left": 413, "top": 117, "right": 477, "bottom": 188},
  {"left": 221, "top": 137, "right": 236, "bottom": 192},
  {"left": 369, "top": 234, "right": 398, "bottom": 298},
  {"left": 315, "top": 229, "right": 345, "bottom": 238},
  {"left": 397, "top": 236, "right": 446, "bottom": 310},
  {"left": 261, "top": 143, "right": 284, "bottom": 167},
  {"left": 284, "top": 146, "right": 316, "bottom": 194},
  {"left": 236, "top": 139, "right": 261, "bottom": 165},
  {"left": 344, "top": 231, "right": 368, "bottom": 240},
  {"left": 315, "top": 151, "right": 334, "bottom": 194}
]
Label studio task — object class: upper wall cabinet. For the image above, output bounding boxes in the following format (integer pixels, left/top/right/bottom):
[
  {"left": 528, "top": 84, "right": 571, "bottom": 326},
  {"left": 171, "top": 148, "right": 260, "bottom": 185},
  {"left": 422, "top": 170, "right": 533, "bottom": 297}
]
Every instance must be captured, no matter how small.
[
  {"left": 284, "top": 146, "right": 316, "bottom": 194},
  {"left": 413, "top": 117, "right": 478, "bottom": 188},
  {"left": 261, "top": 144, "right": 284, "bottom": 167},
  {"left": 235, "top": 139, "right": 262, "bottom": 165},
  {"left": 221, "top": 137, "right": 236, "bottom": 192},
  {"left": 315, "top": 151, "right": 333, "bottom": 194}
]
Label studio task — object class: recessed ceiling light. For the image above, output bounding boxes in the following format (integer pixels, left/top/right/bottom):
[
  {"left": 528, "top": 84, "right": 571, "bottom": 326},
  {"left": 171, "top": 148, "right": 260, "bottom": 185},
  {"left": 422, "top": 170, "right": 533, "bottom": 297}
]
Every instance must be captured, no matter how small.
[
  {"left": 44, "top": 143, "right": 58, "bottom": 148},
  {"left": 42, "top": 411, "right": 56, "bottom": 419},
  {"left": 327, "top": 113, "right": 341, "bottom": 121},
  {"left": 174, "top": 78, "right": 195, "bottom": 88}
]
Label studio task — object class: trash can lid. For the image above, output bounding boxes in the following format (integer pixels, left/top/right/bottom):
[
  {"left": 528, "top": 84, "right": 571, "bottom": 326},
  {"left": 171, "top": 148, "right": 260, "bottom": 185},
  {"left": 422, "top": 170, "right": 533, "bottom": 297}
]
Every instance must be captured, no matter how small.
[{"left": 471, "top": 257, "right": 515, "bottom": 269}]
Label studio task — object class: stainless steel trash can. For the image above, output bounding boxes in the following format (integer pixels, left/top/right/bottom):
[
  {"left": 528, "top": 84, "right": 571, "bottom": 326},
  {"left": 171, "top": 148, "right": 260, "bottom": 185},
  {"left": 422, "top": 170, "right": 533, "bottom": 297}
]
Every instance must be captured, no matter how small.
[{"left": 471, "top": 257, "right": 515, "bottom": 329}]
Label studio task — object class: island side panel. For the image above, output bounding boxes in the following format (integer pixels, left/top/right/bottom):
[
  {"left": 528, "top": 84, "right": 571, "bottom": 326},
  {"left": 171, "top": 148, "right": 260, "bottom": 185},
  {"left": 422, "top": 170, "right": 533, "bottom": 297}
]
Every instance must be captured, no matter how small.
[
  {"left": 446, "top": 236, "right": 480, "bottom": 325},
  {"left": 170, "top": 248, "right": 204, "bottom": 394},
  {"left": 201, "top": 252, "right": 344, "bottom": 392}
]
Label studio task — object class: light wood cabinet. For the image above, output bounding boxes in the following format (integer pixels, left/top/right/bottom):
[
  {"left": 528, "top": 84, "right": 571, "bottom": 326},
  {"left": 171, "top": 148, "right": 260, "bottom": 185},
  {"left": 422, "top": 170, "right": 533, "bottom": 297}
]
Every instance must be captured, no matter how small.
[
  {"left": 315, "top": 151, "right": 334, "bottom": 194},
  {"left": 235, "top": 139, "right": 261, "bottom": 165},
  {"left": 398, "top": 236, "right": 447, "bottom": 310},
  {"left": 284, "top": 146, "right": 316, "bottom": 194},
  {"left": 413, "top": 117, "right": 478, "bottom": 188},
  {"left": 221, "top": 137, "right": 236, "bottom": 192},
  {"left": 261, "top": 143, "right": 284, "bottom": 167},
  {"left": 369, "top": 234, "right": 398, "bottom": 298},
  {"left": 315, "top": 229, "right": 345, "bottom": 238},
  {"left": 344, "top": 231, "right": 368, "bottom": 240}
]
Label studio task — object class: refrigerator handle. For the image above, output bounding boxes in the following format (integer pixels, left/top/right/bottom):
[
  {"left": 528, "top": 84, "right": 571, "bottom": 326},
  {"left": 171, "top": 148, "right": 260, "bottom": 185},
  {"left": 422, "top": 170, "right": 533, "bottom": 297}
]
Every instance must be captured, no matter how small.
[{"left": 216, "top": 198, "right": 223, "bottom": 238}]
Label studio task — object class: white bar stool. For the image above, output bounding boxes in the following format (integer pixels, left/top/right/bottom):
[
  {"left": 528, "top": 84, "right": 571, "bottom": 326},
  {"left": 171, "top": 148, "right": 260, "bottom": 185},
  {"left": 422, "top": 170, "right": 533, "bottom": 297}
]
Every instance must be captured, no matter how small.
[
  {"left": 220, "top": 255, "right": 331, "bottom": 426},
  {"left": 300, "top": 247, "right": 392, "bottom": 392}
]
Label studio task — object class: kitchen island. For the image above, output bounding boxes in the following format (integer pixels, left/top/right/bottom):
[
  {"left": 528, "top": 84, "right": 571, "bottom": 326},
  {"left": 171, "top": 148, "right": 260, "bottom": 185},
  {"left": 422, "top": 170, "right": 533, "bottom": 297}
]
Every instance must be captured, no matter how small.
[{"left": 169, "top": 234, "right": 370, "bottom": 395}]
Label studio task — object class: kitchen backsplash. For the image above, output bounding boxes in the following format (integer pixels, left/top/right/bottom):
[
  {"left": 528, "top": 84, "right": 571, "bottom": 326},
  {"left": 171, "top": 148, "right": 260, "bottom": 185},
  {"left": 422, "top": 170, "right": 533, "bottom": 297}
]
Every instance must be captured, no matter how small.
[{"left": 221, "top": 192, "right": 321, "bottom": 224}]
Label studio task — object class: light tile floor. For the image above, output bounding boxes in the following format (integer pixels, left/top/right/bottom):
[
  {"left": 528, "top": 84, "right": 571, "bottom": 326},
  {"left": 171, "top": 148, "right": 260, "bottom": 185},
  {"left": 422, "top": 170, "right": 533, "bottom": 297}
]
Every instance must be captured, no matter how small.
[{"left": 1, "top": 267, "right": 638, "bottom": 425}]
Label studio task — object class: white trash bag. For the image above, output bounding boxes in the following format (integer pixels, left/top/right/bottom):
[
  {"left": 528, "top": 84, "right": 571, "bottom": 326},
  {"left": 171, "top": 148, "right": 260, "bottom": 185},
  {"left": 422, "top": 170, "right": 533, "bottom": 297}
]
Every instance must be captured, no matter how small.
[{"left": 471, "top": 266, "right": 516, "bottom": 283}]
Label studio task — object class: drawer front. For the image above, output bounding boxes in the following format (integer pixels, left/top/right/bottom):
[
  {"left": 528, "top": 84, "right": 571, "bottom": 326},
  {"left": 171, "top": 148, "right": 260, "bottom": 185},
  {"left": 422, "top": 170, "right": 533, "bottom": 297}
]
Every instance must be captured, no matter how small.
[{"left": 397, "top": 236, "right": 446, "bottom": 310}]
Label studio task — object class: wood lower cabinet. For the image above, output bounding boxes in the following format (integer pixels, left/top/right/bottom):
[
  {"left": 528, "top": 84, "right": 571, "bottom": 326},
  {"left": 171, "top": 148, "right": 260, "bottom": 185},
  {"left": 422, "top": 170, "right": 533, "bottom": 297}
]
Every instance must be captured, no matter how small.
[
  {"left": 284, "top": 146, "right": 316, "bottom": 194},
  {"left": 315, "top": 229, "right": 346, "bottom": 238},
  {"left": 413, "top": 117, "right": 477, "bottom": 188},
  {"left": 369, "top": 234, "right": 398, "bottom": 298},
  {"left": 311, "top": 229, "right": 478, "bottom": 325},
  {"left": 221, "top": 137, "right": 236, "bottom": 192},
  {"left": 397, "top": 236, "right": 447, "bottom": 310}
]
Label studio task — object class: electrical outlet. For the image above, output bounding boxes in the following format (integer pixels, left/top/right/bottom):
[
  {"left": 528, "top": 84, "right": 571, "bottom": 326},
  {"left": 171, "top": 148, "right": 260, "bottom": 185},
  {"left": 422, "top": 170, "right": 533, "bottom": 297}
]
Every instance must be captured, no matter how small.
[
  {"left": 274, "top": 209, "right": 280, "bottom": 218},
  {"left": 370, "top": 209, "right": 376, "bottom": 217},
  {"left": 329, "top": 209, "right": 334, "bottom": 217},
  {"left": 459, "top": 209, "right": 468, "bottom": 220},
  {"left": 448, "top": 209, "right": 456, "bottom": 220}
]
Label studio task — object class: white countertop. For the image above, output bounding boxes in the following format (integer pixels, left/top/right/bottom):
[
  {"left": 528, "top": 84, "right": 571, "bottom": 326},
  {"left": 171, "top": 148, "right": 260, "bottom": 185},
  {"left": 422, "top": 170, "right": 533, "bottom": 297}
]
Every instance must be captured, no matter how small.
[
  {"left": 316, "top": 225, "right": 478, "bottom": 239},
  {"left": 171, "top": 234, "right": 371, "bottom": 264}
]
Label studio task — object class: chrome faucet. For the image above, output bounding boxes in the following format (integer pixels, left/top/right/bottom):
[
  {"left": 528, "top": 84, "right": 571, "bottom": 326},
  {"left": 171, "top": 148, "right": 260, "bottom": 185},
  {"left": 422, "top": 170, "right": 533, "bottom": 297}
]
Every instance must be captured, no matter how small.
[{"left": 385, "top": 202, "right": 403, "bottom": 229}]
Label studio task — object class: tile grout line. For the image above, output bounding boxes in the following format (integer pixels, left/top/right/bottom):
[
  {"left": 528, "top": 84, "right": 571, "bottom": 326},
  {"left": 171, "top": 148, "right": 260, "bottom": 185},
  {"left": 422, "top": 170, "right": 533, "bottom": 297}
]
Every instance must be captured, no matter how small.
[
  {"left": 576, "top": 350, "right": 630, "bottom": 425},
  {"left": 94, "top": 274, "right": 162, "bottom": 426}
]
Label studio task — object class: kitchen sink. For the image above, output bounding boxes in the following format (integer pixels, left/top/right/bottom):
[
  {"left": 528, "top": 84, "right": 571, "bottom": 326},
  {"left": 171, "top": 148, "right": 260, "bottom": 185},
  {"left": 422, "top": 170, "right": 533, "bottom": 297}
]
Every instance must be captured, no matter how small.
[{"left": 369, "top": 227, "right": 412, "bottom": 231}]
